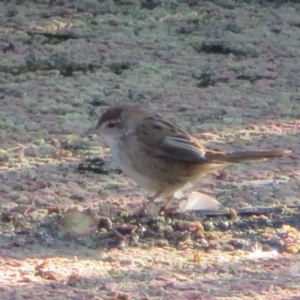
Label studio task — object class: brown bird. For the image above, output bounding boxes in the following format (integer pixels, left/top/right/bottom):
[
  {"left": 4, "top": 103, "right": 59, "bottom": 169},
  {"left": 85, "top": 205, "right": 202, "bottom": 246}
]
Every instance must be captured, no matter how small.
[{"left": 91, "top": 104, "right": 290, "bottom": 214}]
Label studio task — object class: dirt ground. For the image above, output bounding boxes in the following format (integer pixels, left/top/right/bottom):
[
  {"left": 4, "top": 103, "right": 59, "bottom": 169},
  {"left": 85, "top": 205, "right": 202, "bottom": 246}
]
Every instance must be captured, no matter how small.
[{"left": 0, "top": 0, "right": 300, "bottom": 299}]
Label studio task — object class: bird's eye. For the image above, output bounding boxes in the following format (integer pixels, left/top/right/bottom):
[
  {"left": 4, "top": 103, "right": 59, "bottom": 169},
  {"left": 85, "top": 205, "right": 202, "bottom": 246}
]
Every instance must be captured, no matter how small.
[{"left": 107, "top": 122, "right": 116, "bottom": 128}]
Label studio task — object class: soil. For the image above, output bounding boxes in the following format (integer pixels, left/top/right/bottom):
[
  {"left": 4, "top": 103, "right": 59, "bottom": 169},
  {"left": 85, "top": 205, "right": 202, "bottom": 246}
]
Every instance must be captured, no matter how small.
[{"left": 0, "top": 0, "right": 300, "bottom": 299}]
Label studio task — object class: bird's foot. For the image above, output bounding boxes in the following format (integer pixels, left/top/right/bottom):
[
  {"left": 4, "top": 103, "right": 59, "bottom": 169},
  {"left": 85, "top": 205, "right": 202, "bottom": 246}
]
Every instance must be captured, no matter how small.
[{"left": 158, "top": 205, "right": 180, "bottom": 216}]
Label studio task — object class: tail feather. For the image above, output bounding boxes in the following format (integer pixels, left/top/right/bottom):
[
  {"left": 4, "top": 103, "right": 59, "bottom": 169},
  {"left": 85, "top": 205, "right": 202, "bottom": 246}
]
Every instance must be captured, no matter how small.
[{"left": 205, "top": 149, "right": 291, "bottom": 163}]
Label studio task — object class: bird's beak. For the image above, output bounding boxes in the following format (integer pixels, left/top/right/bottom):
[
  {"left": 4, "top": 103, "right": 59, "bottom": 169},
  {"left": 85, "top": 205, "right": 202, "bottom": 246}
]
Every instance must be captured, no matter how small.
[
  {"left": 84, "top": 128, "right": 108, "bottom": 147},
  {"left": 85, "top": 127, "right": 98, "bottom": 136}
]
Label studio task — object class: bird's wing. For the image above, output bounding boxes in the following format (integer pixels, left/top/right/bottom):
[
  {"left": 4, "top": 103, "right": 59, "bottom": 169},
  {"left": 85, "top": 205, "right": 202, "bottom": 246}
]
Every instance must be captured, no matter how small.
[
  {"left": 135, "top": 115, "right": 290, "bottom": 163},
  {"left": 157, "top": 134, "right": 208, "bottom": 162},
  {"left": 136, "top": 116, "right": 209, "bottom": 163}
]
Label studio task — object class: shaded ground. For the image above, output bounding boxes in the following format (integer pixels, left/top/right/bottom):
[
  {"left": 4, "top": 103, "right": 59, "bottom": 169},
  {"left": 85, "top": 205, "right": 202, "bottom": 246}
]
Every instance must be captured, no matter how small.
[{"left": 0, "top": 0, "right": 300, "bottom": 299}]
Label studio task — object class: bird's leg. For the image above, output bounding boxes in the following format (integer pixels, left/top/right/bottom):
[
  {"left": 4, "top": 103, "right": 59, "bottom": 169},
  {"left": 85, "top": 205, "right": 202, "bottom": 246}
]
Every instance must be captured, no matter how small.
[
  {"left": 158, "top": 195, "right": 175, "bottom": 214},
  {"left": 163, "top": 195, "right": 174, "bottom": 210},
  {"left": 137, "top": 191, "right": 162, "bottom": 215}
]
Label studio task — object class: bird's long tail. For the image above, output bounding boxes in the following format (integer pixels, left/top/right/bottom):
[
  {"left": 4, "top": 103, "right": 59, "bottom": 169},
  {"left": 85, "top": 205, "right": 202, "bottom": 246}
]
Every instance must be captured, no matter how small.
[{"left": 205, "top": 149, "right": 291, "bottom": 163}]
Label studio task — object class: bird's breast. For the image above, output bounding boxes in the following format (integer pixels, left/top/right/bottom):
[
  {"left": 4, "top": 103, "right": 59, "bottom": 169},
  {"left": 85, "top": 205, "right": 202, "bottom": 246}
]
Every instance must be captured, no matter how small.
[{"left": 109, "top": 138, "right": 156, "bottom": 191}]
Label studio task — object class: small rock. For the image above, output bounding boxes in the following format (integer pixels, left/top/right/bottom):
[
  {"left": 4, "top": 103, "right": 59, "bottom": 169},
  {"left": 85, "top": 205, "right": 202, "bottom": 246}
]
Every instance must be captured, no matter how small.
[
  {"left": 0, "top": 149, "right": 9, "bottom": 162},
  {"left": 156, "top": 239, "right": 169, "bottom": 248},
  {"left": 208, "top": 241, "right": 221, "bottom": 250},
  {"left": 223, "top": 244, "right": 235, "bottom": 251}
]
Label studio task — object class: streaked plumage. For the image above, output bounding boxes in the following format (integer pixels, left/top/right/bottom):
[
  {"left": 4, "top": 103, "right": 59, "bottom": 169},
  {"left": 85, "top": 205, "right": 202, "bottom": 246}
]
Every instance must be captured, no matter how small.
[{"left": 93, "top": 104, "right": 290, "bottom": 213}]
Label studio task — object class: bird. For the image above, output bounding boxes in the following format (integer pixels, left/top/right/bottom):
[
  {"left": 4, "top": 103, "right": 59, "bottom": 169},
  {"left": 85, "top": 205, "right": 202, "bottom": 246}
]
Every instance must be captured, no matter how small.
[{"left": 89, "top": 104, "right": 291, "bottom": 214}]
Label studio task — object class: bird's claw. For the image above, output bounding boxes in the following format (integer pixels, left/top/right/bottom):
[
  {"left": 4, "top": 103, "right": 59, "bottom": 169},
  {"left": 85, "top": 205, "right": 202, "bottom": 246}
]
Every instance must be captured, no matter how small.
[{"left": 158, "top": 205, "right": 179, "bottom": 216}]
